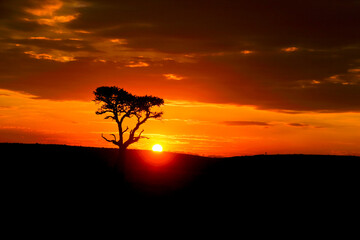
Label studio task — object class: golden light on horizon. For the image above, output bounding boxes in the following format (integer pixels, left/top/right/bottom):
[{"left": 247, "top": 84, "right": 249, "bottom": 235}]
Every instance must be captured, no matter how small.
[{"left": 152, "top": 144, "right": 163, "bottom": 152}]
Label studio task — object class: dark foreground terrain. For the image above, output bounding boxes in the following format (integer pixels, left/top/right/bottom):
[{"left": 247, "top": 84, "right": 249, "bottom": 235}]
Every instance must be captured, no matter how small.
[{"left": 2, "top": 143, "right": 359, "bottom": 224}]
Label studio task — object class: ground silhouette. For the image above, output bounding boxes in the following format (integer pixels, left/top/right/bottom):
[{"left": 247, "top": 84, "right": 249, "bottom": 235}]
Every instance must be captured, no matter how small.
[{"left": 2, "top": 143, "right": 359, "bottom": 223}]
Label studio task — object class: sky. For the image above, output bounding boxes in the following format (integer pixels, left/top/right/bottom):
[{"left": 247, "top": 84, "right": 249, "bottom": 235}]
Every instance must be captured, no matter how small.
[{"left": 0, "top": 0, "right": 359, "bottom": 156}]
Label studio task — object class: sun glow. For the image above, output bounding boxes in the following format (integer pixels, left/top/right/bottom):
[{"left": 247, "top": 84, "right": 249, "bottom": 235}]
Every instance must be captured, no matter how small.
[{"left": 152, "top": 144, "right": 163, "bottom": 152}]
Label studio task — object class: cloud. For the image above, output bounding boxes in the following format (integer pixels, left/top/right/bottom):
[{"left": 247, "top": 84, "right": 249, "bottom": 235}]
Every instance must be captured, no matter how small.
[
  {"left": 3, "top": 37, "right": 98, "bottom": 52},
  {"left": 24, "top": 0, "right": 63, "bottom": 17},
  {"left": 288, "top": 123, "right": 309, "bottom": 127},
  {"left": 0, "top": 0, "right": 360, "bottom": 112},
  {"left": 281, "top": 47, "right": 299, "bottom": 52},
  {"left": 28, "top": 14, "right": 78, "bottom": 26},
  {"left": 67, "top": 0, "right": 360, "bottom": 51},
  {"left": 222, "top": 121, "right": 271, "bottom": 126},
  {"left": 109, "top": 38, "right": 127, "bottom": 44},
  {"left": 125, "top": 61, "right": 149, "bottom": 68},
  {"left": 23, "top": 0, "right": 79, "bottom": 26},
  {"left": 240, "top": 50, "right": 254, "bottom": 55},
  {"left": 163, "top": 74, "right": 184, "bottom": 81},
  {"left": 24, "top": 50, "right": 75, "bottom": 62}
]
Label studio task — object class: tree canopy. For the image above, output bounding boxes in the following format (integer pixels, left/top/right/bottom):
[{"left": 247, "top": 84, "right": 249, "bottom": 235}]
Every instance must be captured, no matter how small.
[{"left": 94, "top": 86, "right": 164, "bottom": 151}]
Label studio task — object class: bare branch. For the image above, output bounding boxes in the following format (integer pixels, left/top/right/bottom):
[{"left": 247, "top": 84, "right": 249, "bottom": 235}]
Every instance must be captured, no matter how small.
[
  {"left": 110, "top": 134, "right": 117, "bottom": 142},
  {"left": 139, "top": 129, "right": 149, "bottom": 139},
  {"left": 149, "top": 111, "right": 163, "bottom": 119},
  {"left": 138, "top": 129, "right": 144, "bottom": 138},
  {"left": 119, "top": 112, "right": 130, "bottom": 125},
  {"left": 104, "top": 115, "right": 115, "bottom": 120},
  {"left": 101, "top": 133, "right": 119, "bottom": 146},
  {"left": 96, "top": 109, "right": 113, "bottom": 115},
  {"left": 122, "top": 126, "right": 129, "bottom": 134},
  {"left": 132, "top": 130, "right": 147, "bottom": 143},
  {"left": 101, "top": 133, "right": 113, "bottom": 143}
]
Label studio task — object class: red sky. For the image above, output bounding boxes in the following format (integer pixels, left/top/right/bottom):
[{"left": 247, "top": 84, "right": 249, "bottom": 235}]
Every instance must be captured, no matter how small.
[{"left": 0, "top": 0, "right": 359, "bottom": 156}]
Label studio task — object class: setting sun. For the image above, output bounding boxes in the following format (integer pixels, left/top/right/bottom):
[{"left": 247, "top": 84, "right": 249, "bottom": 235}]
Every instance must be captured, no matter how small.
[{"left": 152, "top": 144, "right": 163, "bottom": 152}]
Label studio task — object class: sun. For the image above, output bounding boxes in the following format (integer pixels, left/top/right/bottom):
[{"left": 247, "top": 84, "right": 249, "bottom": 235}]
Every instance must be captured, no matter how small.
[{"left": 152, "top": 144, "right": 163, "bottom": 152}]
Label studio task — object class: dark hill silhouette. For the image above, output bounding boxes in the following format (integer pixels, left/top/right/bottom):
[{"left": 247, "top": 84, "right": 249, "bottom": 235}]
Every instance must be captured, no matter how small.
[{"left": 2, "top": 143, "right": 359, "bottom": 224}]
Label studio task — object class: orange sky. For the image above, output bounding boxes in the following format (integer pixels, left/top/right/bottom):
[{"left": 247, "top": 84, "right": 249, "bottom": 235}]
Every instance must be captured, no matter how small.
[
  {"left": 0, "top": 0, "right": 359, "bottom": 156},
  {"left": 1, "top": 89, "right": 359, "bottom": 156}
]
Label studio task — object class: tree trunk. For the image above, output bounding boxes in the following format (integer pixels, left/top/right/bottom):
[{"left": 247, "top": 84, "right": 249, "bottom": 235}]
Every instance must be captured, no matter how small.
[
  {"left": 116, "top": 145, "right": 129, "bottom": 185},
  {"left": 116, "top": 145, "right": 127, "bottom": 171}
]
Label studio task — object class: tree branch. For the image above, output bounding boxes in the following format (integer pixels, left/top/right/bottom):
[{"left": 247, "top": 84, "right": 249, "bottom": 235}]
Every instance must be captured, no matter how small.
[
  {"left": 122, "top": 126, "right": 129, "bottom": 134},
  {"left": 101, "top": 133, "right": 119, "bottom": 146},
  {"left": 104, "top": 115, "right": 115, "bottom": 120},
  {"left": 138, "top": 130, "right": 150, "bottom": 139},
  {"left": 119, "top": 112, "right": 129, "bottom": 125},
  {"left": 95, "top": 109, "right": 113, "bottom": 115},
  {"left": 149, "top": 111, "right": 163, "bottom": 119},
  {"left": 138, "top": 129, "right": 149, "bottom": 139},
  {"left": 110, "top": 134, "right": 117, "bottom": 142},
  {"left": 101, "top": 133, "right": 113, "bottom": 143},
  {"left": 130, "top": 129, "right": 149, "bottom": 144}
]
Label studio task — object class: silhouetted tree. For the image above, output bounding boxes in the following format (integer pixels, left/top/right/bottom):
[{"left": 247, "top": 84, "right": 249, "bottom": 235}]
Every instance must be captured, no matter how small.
[{"left": 94, "top": 86, "right": 164, "bottom": 152}]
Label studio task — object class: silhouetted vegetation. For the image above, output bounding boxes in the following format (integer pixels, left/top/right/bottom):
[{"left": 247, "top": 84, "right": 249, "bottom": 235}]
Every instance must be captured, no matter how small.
[{"left": 93, "top": 86, "right": 164, "bottom": 152}]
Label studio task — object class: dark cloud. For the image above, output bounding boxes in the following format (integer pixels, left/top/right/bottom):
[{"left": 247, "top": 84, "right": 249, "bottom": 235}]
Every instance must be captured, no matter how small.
[
  {"left": 0, "top": 0, "right": 359, "bottom": 112},
  {"left": 0, "top": 0, "right": 44, "bottom": 31},
  {"left": 287, "top": 122, "right": 328, "bottom": 128},
  {"left": 67, "top": 0, "right": 360, "bottom": 112},
  {"left": 68, "top": 0, "right": 360, "bottom": 52},
  {"left": 2, "top": 38, "right": 99, "bottom": 52},
  {"left": 0, "top": 47, "right": 62, "bottom": 80},
  {"left": 0, "top": 48, "right": 102, "bottom": 100},
  {"left": 288, "top": 123, "right": 309, "bottom": 127}
]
